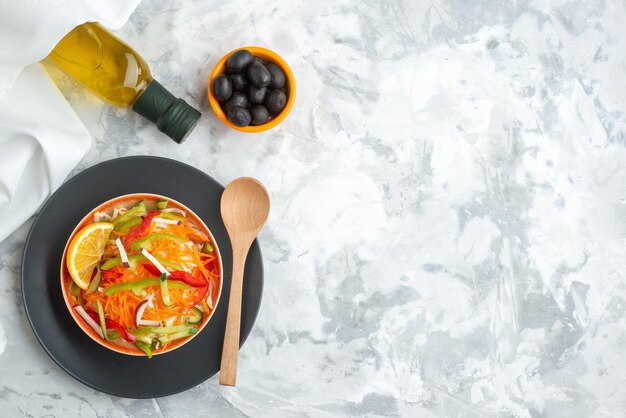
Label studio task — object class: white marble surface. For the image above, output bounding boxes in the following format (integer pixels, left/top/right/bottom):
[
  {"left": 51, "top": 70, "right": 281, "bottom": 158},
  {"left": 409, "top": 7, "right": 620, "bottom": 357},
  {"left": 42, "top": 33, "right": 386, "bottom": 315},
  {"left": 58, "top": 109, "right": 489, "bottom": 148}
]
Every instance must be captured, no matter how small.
[{"left": 2, "top": 0, "right": 626, "bottom": 416}]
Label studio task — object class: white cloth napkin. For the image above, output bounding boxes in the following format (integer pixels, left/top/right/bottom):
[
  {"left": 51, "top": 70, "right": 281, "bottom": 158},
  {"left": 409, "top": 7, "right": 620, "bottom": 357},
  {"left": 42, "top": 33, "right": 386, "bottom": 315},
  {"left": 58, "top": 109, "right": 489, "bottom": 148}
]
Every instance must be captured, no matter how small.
[{"left": 0, "top": 0, "right": 140, "bottom": 243}]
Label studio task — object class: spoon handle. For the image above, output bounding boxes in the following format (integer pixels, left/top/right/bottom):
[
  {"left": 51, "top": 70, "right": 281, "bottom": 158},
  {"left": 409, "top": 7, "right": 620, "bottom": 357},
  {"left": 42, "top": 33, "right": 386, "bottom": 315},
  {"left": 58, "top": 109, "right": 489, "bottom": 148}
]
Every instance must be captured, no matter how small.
[{"left": 219, "top": 239, "right": 249, "bottom": 386}]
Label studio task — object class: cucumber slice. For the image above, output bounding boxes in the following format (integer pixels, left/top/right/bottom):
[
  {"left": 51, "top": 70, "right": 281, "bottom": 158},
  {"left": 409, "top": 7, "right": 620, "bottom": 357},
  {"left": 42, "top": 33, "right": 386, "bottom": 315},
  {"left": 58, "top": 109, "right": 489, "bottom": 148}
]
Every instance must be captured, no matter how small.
[
  {"left": 134, "top": 334, "right": 154, "bottom": 345},
  {"left": 158, "top": 212, "right": 185, "bottom": 222},
  {"left": 85, "top": 265, "right": 101, "bottom": 295},
  {"left": 156, "top": 200, "right": 168, "bottom": 210},
  {"left": 188, "top": 307, "right": 203, "bottom": 324},
  {"left": 201, "top": 242, "right": 213, "bottom": 253},
  {"left": 130, "top": 324, "right": 194, "bottom": 335},
  {"left": 160, "top": 273, "right": 171, "bottom": 307},
  {"left": 157, "top": 327, "right": 197, "bottom": 345},
  {"left": 96, "top": 299, "right": 108, "bottom": 341},
  {"left": 69, "top": 281, "right": 81, "bottom": 297}
]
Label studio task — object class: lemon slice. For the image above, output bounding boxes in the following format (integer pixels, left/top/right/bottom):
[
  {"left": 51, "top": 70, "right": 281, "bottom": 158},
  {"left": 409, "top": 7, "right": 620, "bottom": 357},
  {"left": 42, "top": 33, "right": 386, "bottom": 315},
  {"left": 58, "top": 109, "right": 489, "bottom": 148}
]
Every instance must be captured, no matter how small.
[{"left": 66, "top": 222, "right": 114, "bottom": 289}]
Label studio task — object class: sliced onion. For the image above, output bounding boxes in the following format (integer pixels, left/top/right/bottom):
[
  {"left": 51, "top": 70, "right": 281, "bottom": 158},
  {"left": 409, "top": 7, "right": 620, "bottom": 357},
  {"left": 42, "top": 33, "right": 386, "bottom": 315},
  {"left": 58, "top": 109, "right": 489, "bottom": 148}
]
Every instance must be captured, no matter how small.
[
  {"left": 115, "top": 237, "right": 130, "bottom": 268},
  {"left": 74, "top": 305, "right": 104, "bottom": 339},
  {"left": 141, "top": 248, "right": 170, "bottom": 276},
  {"left": 161, "top": 208, "right": 186, "bottom": 216},
  {"left": 138, "top": 320, "right": 161, "bottom": 327},
  {"left": 111, "top": 207, "right": 126, "bottom": 220},
  {"left": 152, "top": 217, "right": 181, "bottom": 225},
  {"left": 94, "top": 211, "right": 112, "bottom": 222},
  {"left": 134, "top": 299, "right": 149, "bottom": 328},
  {"left": 207, "top": 282, "right": 214, "bottom": 309}
]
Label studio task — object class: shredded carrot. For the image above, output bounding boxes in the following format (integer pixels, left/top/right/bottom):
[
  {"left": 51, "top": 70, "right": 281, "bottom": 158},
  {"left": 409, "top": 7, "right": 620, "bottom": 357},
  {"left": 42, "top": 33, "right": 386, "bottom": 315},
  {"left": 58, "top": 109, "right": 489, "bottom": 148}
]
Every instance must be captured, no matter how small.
[
  {"left": 192, "top": 250, "right": 209, "bottom": 280},
  {"left": 168, "top": 292, "right": 186, "bottom": 311},
  {"left": 104, "top": 296, "right": 113, "bottom": 312},
  {"left": 175, "top": 251, "right": 184, "bottom": 271}
]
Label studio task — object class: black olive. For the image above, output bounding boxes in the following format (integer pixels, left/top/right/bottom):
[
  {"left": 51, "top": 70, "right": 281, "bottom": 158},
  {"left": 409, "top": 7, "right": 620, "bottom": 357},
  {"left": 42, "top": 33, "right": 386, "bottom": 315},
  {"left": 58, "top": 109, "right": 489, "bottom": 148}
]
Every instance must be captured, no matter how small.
[
  {"left": 264, "top": 89, "right": 287, "bottom": 115},
  {"left": 211, "top": 74, "right": 232, "bottom": 101},
  {"left": 247, "top": 63, "right": 271, "bottom": 87},
  {"left": 252, "top": 57, "right": 265, "bottom": 66},
  {"left": 250, "top": 105, "right": 270, "bottom": 126},
  {"left": 226, "top": 106, "right": 251, "bottom": 127},
  {"left": 228, "top": 73, "right": 248, "bottom": 92},
  {"left": 248, "top": 85, "right": 267, "bottom": 104},
  {"left": 226, "top": 49, "right": 253, "bottom": 74},
  {"left": 265, "top": 62, "right": 286, "bottom": 89},
  {"left": 223, "top": 92, "right": 248, "bottom": 112}
]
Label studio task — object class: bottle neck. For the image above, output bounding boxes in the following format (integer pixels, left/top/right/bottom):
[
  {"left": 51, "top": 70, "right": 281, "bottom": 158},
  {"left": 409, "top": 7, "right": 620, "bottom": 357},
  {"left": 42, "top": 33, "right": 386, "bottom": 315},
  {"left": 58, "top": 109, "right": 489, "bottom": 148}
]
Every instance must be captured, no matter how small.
[{"left": 132, "top": 79, "right": 202, "bottom": 143}]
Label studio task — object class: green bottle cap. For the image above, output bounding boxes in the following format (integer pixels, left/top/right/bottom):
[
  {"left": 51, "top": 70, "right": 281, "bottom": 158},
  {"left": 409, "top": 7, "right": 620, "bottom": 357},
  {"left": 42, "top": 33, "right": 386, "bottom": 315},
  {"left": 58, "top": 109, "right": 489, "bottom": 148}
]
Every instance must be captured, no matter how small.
[{"left": 132, "top": 79, "right": 201, "bottom": 144}]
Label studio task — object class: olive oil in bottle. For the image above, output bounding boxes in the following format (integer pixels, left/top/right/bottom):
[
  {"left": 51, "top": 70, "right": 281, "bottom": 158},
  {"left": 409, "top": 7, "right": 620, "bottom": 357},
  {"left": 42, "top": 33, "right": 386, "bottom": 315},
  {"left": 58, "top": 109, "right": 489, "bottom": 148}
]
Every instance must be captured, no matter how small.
[{"left": 46, "top": 22, "right": 200, "bottom": 143}]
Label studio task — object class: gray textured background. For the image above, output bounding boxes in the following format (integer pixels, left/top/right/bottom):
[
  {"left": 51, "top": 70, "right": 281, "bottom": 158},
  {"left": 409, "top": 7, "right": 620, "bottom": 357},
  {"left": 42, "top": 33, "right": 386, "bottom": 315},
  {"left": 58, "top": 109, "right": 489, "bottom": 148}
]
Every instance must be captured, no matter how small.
[{"left": 1, "top": 0, "right": 626, "bottom": 416}]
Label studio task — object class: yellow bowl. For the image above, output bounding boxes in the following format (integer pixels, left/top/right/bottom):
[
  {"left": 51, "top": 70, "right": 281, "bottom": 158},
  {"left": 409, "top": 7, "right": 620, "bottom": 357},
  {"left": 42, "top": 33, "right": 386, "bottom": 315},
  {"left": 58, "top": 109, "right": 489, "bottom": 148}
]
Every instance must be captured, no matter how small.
[{"left": 208, "top": 46, "right": 296, "bottom": 132}]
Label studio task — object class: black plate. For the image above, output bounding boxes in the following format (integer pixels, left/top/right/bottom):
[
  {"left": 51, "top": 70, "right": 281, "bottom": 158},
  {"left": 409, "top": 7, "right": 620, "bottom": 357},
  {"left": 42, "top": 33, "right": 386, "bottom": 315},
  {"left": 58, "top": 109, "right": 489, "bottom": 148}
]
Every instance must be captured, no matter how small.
[{"left": 21, "top": 156, "right": 263, "bottom": 398}]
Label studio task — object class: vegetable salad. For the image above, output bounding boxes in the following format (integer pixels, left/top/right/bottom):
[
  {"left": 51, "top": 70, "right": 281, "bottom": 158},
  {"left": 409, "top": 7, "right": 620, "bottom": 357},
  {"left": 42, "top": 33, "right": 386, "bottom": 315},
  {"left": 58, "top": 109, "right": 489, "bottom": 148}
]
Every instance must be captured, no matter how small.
[{"left": 66, "top": 197, "right": 220, "bottom": 357}]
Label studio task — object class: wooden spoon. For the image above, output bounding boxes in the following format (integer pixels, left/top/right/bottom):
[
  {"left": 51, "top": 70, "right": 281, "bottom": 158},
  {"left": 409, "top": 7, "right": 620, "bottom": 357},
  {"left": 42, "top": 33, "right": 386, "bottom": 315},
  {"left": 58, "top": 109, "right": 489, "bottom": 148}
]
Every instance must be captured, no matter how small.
[{"left": 219, "top": 177, "right": 270, "bottom": 386}]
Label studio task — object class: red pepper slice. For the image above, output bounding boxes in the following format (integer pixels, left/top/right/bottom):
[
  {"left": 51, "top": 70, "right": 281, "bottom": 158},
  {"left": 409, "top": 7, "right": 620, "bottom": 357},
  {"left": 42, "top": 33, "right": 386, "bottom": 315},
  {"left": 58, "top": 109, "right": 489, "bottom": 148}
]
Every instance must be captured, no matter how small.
[
  {"left": 188, "top": 284, "right": 209, "bottom": 309},
  {"left": 143, "top": 263, "right": 162, "bottom": 277},
  {"left": 163, "top": 271, "right": 209, "bottom": 308},
  {"left": 101, "top": 270, "right": 123, "bottom": 282},
  {"left": 124, "top": 211, "right": 160, "bottom": 248},
  {"left": 85, "top": 309, "right": 136, "bottom": 342},
  {"left": 169, "top": 270, "right": 207, "bottom": 287},
  {"left": 204, "top": 260, "right": 216, "bottom": 274}
]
